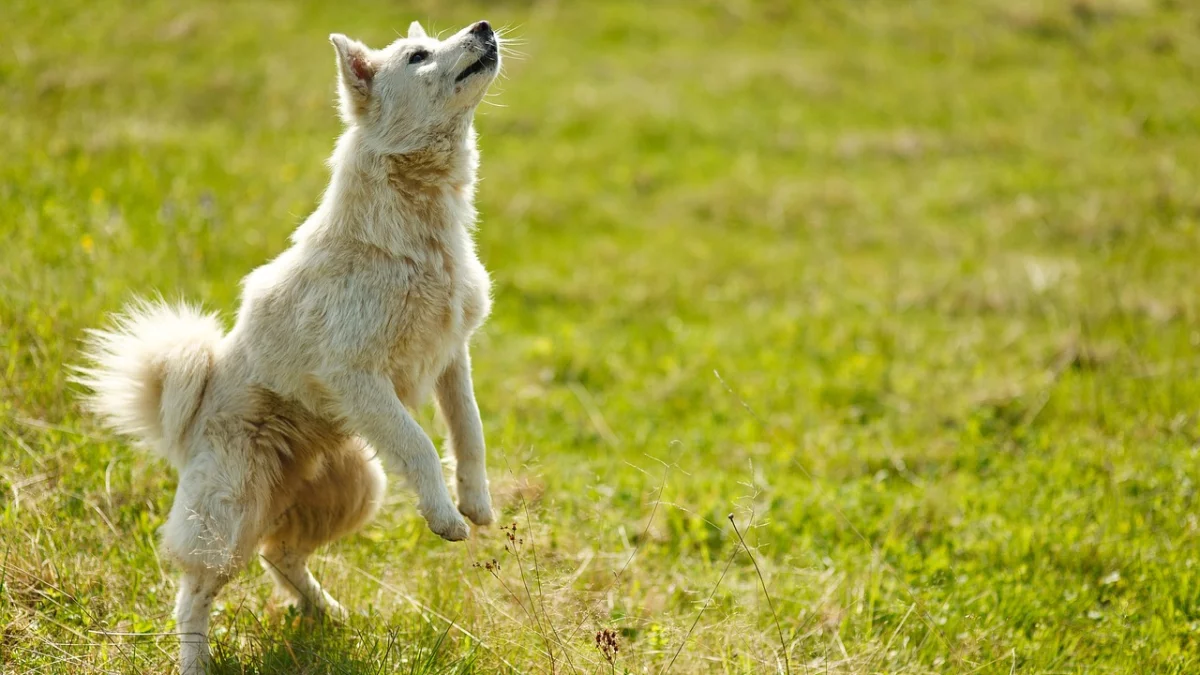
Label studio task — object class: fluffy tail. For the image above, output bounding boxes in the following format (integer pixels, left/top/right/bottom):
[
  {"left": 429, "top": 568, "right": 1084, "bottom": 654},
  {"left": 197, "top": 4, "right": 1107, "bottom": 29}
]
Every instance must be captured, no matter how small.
[{"left": 75, "top": 299, "right": 224, "bottom": 468}]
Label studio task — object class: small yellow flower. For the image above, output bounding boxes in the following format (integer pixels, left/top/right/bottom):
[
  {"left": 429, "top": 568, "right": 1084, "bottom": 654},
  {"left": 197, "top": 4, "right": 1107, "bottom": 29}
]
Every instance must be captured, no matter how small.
[
  {"left": 90, "top": 188, "right": 105, "bottom": 205},
  {"left": 80, "top": 234, "right": 94, "bottom": 253}
]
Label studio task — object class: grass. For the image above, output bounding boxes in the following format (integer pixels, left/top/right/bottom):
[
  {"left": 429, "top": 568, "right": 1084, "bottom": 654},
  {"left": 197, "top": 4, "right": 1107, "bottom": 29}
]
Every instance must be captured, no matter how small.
[{"left": 3, "top": 0, "right": 1200, "bottom": 672}]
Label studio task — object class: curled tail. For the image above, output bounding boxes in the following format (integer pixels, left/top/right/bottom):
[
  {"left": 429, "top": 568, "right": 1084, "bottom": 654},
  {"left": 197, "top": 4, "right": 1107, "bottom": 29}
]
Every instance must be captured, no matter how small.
[{"left": 75, "top": 299, "right": 224, "bottom": 468}]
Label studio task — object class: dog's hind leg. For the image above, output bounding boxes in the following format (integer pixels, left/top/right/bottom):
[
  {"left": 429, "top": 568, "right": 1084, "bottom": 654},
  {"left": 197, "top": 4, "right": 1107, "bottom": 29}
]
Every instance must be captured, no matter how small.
[
  {"left": 261, "top": 439, "right": 386, "bottom": 619},
  {"left": 162, "top": 440, "right": 274, "bottom": 675},
  {"left": 259, "top": 544, "right": 347, "bottom": 619},
  {"left": 174, "top": 570, "right": 225, "bottom": 675}
]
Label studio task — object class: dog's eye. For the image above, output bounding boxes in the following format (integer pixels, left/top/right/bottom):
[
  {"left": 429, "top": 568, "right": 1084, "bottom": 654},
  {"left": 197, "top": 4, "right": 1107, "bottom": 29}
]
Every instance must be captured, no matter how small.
[{"left": 409, "top": 50, "right": 429, "bottom": 65}]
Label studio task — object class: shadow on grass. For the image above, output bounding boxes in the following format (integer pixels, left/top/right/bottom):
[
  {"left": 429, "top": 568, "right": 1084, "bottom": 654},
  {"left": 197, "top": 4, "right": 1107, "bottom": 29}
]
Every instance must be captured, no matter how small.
[{"left": 206, "top": 609, "right": 480, "bottom": 675}]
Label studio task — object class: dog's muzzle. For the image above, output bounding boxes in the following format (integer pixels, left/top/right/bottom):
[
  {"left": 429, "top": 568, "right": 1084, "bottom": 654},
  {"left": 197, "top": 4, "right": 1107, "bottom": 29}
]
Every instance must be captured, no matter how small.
[{"left": 455, "top": 21, "right": 499, "bottom": 83}]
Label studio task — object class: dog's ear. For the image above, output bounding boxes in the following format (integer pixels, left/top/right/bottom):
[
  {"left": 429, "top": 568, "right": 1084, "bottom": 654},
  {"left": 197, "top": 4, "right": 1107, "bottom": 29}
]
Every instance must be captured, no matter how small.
[
  {"left": 329, "top": 34, "right": 375, "bottom": 121},
  {"left": 408, "top": 21, "right": 427, "bottom": 39}
]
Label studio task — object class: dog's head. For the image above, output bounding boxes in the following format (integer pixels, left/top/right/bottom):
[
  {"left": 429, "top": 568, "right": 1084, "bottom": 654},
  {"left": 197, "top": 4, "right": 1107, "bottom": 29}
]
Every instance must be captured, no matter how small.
[{"left": 329, "top": 20, "right": 501, "bottom": 151}]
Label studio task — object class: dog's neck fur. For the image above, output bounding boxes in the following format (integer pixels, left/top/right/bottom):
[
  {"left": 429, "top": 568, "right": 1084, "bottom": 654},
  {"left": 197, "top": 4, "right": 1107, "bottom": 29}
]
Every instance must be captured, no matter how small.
[{"left": 295, "top": 122, "right": 479, "bottom": 254}]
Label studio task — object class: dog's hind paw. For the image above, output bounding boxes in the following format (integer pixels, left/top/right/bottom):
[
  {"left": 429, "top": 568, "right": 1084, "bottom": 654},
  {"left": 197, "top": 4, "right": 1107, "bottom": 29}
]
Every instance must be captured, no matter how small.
[
  {"left": 321, "top": 598, "right": 350, "bottom": 622},
  {"left": 292, "top": 595, "right": 349, "bottom": 623}
]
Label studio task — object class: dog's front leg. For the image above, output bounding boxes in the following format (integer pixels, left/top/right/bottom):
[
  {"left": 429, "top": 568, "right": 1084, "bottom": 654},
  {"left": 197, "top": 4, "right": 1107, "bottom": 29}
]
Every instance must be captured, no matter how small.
[
  {"left": 323, "top": 369, "right": 469, "bottom": 541},
  {"left": 435, "top": 346, "right": 494, "bottom": 526}
]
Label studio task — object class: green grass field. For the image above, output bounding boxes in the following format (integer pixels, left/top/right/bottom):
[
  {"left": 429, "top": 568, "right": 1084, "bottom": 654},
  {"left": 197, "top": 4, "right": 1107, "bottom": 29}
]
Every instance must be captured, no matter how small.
[{"left": 4, "top": 0, "right": 1200, "bottom": 672}]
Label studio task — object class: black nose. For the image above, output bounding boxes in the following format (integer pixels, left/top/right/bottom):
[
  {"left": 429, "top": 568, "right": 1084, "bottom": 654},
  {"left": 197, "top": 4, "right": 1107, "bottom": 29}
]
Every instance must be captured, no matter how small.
[{"left": 471, "top": 21, "right": 492, "bottom": 38}]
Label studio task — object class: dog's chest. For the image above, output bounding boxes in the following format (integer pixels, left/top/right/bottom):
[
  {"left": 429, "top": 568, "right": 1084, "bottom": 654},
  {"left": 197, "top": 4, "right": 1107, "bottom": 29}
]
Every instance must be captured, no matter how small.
[{"left": 384, "top": 237, "right": 490, "bottom": 400}]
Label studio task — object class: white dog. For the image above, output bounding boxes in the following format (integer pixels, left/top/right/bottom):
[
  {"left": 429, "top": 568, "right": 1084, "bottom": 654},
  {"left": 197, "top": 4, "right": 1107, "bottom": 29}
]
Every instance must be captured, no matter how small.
[{"left": 77, "top": 19, "right": 502, "bottom": 674}]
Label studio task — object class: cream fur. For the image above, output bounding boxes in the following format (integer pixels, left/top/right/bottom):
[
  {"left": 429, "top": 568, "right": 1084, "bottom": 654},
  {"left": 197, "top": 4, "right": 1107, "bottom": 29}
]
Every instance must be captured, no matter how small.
[{"left": 76, "top": 20, "right": 503, "bottom": 675}]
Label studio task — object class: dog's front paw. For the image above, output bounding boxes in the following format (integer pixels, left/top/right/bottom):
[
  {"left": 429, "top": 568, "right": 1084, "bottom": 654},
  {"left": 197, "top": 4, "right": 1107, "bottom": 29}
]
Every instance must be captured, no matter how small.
[
  {"left": 457, "top": 484, "right": 495, "bottom": 526},
  {"left": 422, "top": 501, "right": 471, "bottom": 541}
]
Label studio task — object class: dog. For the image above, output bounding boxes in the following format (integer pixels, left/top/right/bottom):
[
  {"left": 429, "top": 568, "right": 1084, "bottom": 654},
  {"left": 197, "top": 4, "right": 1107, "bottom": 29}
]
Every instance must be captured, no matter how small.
[{"left": 76, "top": 19, "right": 503, "bottom": 674}]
